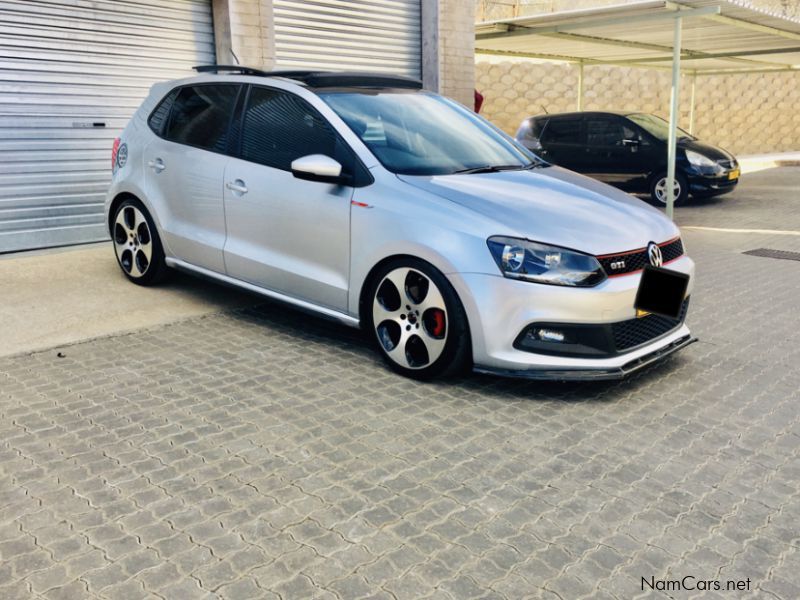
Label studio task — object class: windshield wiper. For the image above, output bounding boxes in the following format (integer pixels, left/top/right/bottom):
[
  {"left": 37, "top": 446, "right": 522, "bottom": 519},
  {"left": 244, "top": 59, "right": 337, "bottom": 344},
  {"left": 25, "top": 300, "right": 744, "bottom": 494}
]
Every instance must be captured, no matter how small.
[{"left": 451, "top": 163, "right": 536, "bottom": 175}]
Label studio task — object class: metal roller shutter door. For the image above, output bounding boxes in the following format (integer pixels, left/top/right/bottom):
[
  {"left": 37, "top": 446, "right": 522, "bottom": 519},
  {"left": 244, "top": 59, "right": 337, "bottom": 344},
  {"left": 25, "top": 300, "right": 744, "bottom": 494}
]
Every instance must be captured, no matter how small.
[
  {"left": 274, "top": 0, "right": 421, "bottom": 78},
  {"left": 0, "top": 0, "right": 215, "bottom": 253}
]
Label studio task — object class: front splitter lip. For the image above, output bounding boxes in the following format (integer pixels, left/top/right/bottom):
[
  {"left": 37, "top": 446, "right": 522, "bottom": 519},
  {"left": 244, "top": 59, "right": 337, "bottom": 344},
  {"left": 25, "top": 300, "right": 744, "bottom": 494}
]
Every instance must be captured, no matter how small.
[{"left": 474, "top": 334, "right": 697, "bottom": 381}]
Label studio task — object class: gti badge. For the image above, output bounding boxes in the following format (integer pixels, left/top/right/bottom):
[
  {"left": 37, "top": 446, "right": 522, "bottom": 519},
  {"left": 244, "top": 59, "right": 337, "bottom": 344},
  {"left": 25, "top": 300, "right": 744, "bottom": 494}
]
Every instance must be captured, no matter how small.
[
  {"left": 610, "top": 260, "right": 626, "bottom": 270},
  {"left": 647, "top": 242, "right": 663, "bottom": 267}
]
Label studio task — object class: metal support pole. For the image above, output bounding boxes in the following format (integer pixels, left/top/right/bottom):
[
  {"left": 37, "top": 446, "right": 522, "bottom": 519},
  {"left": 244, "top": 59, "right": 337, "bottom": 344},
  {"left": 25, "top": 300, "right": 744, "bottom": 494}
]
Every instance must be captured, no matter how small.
[
  {"left": 666, "top": 16, "right": 682, "bottom": 219},
  {"left": 688, "top": 71, "right": 697, "bottom": 134},
  {"left": 577, "top": 62, "right": 584, "bottom": 111}
]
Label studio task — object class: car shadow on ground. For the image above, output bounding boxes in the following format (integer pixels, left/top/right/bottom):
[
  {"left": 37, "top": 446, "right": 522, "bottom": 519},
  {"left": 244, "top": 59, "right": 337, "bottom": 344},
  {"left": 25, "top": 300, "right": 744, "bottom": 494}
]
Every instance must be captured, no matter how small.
[
  {"left": 226, "top": 296, "right": 686, "bottom": 404},
  {"left": 633, "top": 193, "right": 728, "bottom": 209}
]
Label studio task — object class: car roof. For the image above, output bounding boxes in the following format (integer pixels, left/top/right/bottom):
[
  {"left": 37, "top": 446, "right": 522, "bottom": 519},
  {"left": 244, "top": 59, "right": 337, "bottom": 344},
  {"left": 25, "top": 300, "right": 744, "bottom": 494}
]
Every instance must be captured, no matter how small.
[
  {"left": 188, "top": 65, "right": 423, "bottom": 92},
  {"left": 529, "top": 110, "right": 638, "bottom": 121}
]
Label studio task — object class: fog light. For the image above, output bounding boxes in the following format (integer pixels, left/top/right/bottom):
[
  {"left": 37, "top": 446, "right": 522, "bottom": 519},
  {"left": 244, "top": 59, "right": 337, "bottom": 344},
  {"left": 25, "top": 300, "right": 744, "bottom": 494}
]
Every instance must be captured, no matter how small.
[{"left": 536, "top": 328, "right": 565, "bottom": 343}]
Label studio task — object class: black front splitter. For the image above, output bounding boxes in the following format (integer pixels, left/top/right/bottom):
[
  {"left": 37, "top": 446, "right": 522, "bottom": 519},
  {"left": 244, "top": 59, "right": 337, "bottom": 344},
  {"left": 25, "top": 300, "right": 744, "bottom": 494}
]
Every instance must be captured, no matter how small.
[{"left": 474, "top": 334, "right": 697, "bottom": 382}]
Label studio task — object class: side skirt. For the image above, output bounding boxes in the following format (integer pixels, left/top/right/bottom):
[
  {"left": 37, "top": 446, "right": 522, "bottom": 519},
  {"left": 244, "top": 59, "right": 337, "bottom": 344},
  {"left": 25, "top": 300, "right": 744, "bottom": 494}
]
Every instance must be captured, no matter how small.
[{"left": 165, "top": 257, "right": 361, "bottom": 328}]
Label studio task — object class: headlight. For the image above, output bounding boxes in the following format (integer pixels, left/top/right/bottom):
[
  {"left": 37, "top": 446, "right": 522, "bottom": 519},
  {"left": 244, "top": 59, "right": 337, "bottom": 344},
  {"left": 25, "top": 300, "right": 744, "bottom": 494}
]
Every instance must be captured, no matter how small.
[
  {"left": 686, "top": 149, "right": 721, "bottom": 171},
  {"left": 487, "top": 236, "right": 606, "bottom": 287}
]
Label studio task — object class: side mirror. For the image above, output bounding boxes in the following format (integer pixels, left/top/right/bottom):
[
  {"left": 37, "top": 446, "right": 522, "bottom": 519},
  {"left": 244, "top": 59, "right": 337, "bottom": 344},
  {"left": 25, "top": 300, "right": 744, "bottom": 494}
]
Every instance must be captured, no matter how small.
[{"left": 291, "top": 154, "right": 345, "bottom": 184}]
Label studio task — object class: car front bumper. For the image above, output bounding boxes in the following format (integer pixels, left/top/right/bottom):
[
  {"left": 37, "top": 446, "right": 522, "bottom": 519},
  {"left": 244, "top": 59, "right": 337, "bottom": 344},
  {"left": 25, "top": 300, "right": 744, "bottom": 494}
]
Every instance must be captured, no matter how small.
[
  {"left": 688, "top": 172, "right": 739, "bottom": 196},
  {"left": 450, "top": 255, "right": 696, "bottom": 380}
]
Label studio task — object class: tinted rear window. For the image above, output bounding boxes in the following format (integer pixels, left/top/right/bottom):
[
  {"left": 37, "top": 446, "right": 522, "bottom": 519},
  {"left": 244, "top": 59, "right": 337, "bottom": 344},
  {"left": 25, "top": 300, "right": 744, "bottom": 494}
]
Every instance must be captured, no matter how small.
[
  {"left": 148, "top": 89, "right": 178, "bottom": 136},
  {"left": 164, "top": 84, "right": 240, "bottom": 152},
  {"left": 541, "top": 118, "right": 583, "bottom": 144}
]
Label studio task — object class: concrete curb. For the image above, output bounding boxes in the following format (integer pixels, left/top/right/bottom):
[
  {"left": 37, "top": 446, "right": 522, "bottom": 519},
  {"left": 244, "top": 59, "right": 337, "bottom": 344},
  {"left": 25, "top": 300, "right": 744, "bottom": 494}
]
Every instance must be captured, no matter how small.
[{"left": 739, "top": 153, "right": 800, "bottom": 174}]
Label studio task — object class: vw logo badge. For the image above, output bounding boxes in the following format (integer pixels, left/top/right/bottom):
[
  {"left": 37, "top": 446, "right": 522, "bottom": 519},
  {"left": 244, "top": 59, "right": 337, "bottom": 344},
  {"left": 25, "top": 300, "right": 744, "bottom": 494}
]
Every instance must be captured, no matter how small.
[{"left": 647, "top": 242, "right": 663, "bottom": 267}]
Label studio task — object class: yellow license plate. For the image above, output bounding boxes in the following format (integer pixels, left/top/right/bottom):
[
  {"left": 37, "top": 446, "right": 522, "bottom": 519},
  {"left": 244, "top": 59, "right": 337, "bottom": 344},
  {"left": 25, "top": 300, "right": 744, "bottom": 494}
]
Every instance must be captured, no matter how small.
[{"left": 728, "top": 169, "right": 740, "bottom": 180}]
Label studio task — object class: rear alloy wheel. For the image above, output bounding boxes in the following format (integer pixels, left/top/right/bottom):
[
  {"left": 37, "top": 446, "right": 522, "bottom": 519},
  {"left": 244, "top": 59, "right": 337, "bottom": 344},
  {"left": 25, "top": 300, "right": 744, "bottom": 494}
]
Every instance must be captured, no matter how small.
[
  {"left": 650, "top": 171, "right": 689, "bottom": 207},
  {"left": 369, "top": 259, "right": 470, "bottom": 380},
  {"left": 112, "top": 200, "right": 169, "bottom": 285}
]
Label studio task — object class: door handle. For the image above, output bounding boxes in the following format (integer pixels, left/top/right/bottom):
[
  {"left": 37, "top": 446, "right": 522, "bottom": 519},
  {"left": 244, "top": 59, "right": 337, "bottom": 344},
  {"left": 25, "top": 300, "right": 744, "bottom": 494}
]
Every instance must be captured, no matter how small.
[
  {"left": 226, "top": 179, "right": 248, "bottom": 195},
  {"left": 148, "top": 158, "right": 165, "bottom": 173}
]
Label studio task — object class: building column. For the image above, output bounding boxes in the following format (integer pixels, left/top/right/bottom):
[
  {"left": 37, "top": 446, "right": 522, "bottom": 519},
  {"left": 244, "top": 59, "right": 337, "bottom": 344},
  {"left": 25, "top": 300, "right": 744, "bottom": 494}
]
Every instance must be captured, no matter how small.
[
  {"left": 211, "top": 0, "right": 275, "bottom": 69},
  {"left": 421, "top": 0, "right": 440, "bottom": 93},
  {"left": 422, "top": 0, "right": 476, "bottom": 107}
]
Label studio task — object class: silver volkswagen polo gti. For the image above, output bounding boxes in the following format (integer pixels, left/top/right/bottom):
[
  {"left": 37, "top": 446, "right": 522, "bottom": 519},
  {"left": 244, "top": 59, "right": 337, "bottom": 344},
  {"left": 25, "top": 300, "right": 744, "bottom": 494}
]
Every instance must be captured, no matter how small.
[{"left": 106, "top": 68, "right": 695, "bottom": 380}]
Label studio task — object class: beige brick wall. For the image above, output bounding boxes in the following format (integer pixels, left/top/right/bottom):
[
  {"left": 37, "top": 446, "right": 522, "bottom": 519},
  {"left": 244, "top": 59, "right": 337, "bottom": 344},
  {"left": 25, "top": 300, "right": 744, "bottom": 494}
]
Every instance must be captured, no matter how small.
[
  {"left": 476, "top": 61, "right": 800, "bottom": 154},
  {"left": 438, "top": 0, "right": 478, "bottom": 107}
]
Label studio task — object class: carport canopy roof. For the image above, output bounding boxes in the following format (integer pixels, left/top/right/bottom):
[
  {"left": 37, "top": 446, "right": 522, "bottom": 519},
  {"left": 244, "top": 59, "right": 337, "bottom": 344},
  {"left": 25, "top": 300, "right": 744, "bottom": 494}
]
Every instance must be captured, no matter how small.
[{"left": 475, "top": 0, "right": 800, "bottom": 75}]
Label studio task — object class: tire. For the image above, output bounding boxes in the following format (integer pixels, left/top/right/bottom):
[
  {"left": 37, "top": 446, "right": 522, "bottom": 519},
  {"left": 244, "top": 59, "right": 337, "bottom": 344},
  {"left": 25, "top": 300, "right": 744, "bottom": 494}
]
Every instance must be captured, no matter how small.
[
  {"left": 364, "top": 257, "right": 471, "bottom": 380},
  {"left": 111, "top": 199, "right": 170, "bottom": 286},
  {"left": 650, "top": 171, "right": 689, "bottom": 207}
]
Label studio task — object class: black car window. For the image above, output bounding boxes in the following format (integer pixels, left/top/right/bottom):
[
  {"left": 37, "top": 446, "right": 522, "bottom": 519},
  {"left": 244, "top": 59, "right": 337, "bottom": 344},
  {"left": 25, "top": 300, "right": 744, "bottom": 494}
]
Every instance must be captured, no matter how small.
[
  {"left": 165, "top": 84, "right": 240, "bottom": 152},
  {"left": 586, "top": 117, "right": 626, "bottom": 146},
  {"left": 541, "top": 118, "right": 583, "bottom": 144},
  {"left": 241, "top": 87, "right": 340, "bottom": 172},
  {"left": 148, "top": 89, "right": 178, "bottom": 136}
]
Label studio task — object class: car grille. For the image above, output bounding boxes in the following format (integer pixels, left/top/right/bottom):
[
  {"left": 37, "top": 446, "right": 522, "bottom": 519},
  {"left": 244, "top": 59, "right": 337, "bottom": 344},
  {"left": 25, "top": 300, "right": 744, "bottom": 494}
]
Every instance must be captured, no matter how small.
[
  {"left": 597, "top": 237, "right": 684, "bottom": 276},
  {"left": 718, "top": 159, "right": 737, "bottom": 169},
  {"left": 612, "top": 298, "right": 690, "bottom": 351}
]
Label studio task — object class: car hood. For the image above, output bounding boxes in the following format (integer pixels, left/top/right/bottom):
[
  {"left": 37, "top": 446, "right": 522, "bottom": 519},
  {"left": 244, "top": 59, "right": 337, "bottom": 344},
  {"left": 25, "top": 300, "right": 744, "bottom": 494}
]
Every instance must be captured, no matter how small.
[
  {"left": 399, "top": 166, "right": 679, "bottom": 256},
  {"left": 679, "top": 138, "right": 736, "bottom": 162}
]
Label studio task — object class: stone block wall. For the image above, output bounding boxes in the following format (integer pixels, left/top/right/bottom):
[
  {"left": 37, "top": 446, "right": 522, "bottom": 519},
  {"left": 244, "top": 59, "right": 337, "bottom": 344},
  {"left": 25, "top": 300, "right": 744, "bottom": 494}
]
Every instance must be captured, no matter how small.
[{"left": 476, "top": 60, "right": 800, "bottom": 155}]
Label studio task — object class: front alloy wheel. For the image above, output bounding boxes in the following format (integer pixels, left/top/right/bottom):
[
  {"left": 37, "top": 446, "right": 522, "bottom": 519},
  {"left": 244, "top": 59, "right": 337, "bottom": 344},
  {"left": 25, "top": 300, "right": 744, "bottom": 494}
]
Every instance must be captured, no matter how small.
[
  {"left": 369, "top": 260, "right": 470, "bottom": 379},
  {"left": 651, "top": 171, "right": 688, "bottom": 206}
]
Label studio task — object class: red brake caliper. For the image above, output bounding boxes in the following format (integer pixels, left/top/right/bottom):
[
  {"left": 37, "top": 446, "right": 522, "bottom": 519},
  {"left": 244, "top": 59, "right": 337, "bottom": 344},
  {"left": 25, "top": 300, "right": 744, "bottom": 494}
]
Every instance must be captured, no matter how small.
[{"left": 431, "top": 309, "right": 446, "bottom": 337}]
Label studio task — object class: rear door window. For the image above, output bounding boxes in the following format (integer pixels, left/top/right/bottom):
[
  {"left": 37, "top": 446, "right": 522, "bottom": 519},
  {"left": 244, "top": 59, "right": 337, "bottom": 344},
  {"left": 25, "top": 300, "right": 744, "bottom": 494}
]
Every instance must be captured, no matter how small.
[
  {"left": 164, "top": 84, "right": 241, "bottom": 153},
  {"left": 541, "top": 118, "right": 584, "bottom": 145},
  {"left": 586, "top": 117, "right": 625, "bottom": 146}
]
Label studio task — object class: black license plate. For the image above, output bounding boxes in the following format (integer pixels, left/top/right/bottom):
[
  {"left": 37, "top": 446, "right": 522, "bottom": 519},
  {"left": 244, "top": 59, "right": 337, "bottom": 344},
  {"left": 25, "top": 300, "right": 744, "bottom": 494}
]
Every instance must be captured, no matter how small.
[{"left": 634, "top": 265, "right": 689, "bottom": 319}]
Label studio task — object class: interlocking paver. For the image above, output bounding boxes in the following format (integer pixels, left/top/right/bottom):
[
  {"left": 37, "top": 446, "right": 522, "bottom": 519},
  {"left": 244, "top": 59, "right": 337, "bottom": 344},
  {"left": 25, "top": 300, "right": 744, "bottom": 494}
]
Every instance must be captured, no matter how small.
[{"left": 1, "top": 168, "right": 799, "bottom": 598}]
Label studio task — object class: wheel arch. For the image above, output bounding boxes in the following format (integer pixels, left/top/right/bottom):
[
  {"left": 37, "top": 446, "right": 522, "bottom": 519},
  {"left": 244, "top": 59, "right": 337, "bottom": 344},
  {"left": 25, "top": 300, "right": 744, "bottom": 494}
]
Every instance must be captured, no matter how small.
[
  {"left": 357, "top": 252, "right": 473, "bottom": 377},
  {"left": 107, "top": 192, "right": 144, "bottom": 236},
  {"left": 647, "top": 166, "right": 689, "bottom": 186},
  {"left": 357, "top": 252, "right": 463, "bottom": 330}
]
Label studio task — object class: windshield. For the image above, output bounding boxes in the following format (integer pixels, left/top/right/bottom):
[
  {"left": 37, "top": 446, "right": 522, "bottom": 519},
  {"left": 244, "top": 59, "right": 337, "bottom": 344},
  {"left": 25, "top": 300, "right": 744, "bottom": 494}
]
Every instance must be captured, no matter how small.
[
  {"left": 628, "top": 113, "right": 694, "bottom": 142},
  {"left": 319, "top": 90, "right": 537, "bottom": 176}
]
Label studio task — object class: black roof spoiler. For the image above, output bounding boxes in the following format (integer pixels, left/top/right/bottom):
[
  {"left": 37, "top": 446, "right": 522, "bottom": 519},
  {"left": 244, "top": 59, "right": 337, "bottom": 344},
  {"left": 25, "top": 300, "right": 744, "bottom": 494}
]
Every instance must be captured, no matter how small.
[{"left": 193, "top": 65, "right": 423, "bottom": 89}]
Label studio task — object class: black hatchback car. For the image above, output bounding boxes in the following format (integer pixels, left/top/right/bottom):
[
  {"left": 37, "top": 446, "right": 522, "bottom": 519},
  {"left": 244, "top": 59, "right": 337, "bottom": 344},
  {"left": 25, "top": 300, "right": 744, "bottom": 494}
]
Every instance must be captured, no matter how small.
[{"left": 515, "top": 111, "right": 739, "bottom": 206}]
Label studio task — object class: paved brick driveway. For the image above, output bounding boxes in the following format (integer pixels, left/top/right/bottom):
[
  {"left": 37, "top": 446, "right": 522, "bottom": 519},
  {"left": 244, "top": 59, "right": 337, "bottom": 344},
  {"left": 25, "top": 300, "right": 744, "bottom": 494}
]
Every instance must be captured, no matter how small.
[{"left": 1, "top": 169, "right": 799, "bottom": 599}]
